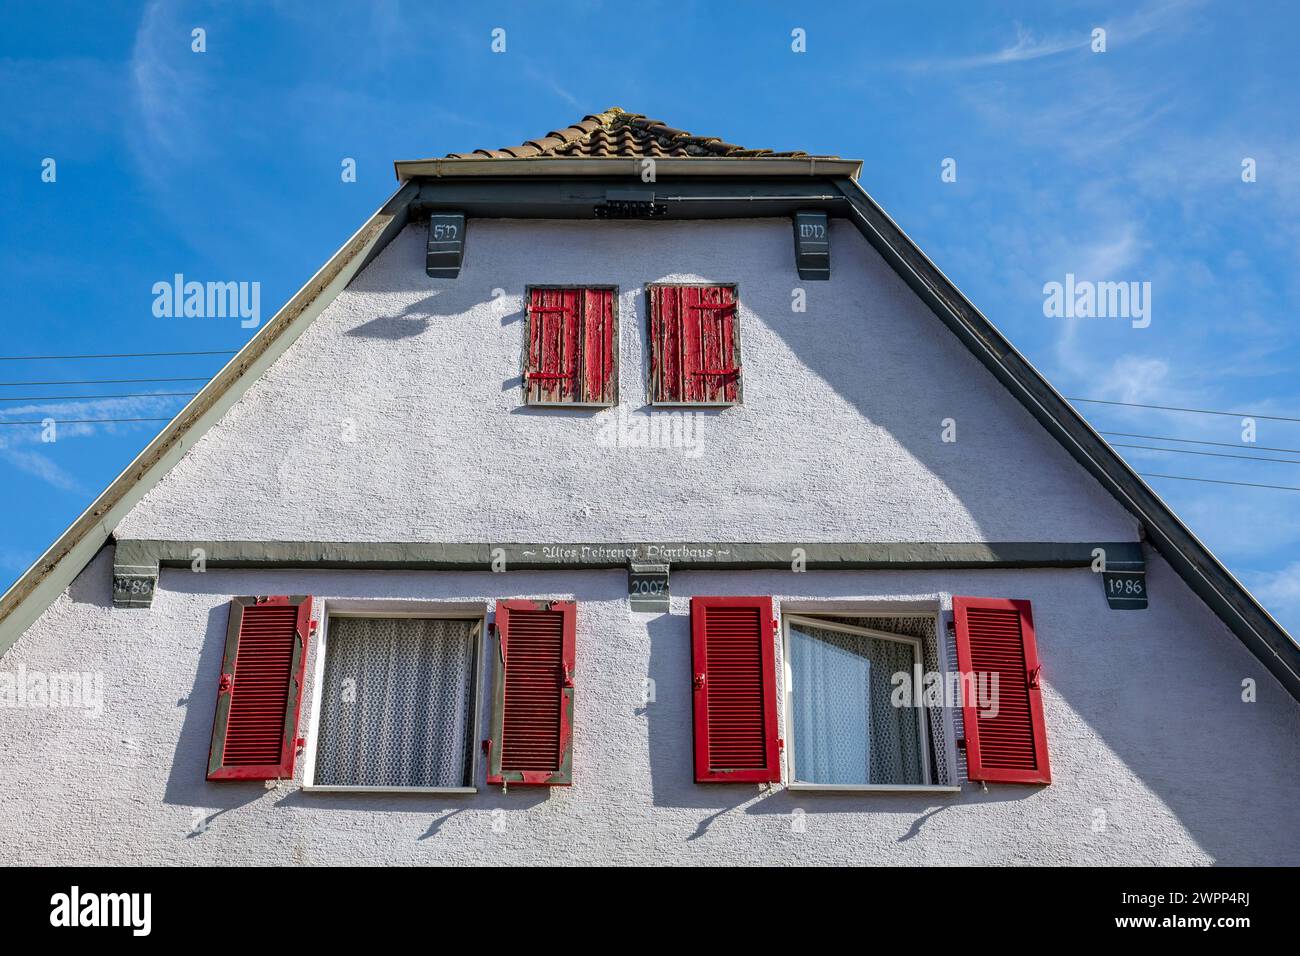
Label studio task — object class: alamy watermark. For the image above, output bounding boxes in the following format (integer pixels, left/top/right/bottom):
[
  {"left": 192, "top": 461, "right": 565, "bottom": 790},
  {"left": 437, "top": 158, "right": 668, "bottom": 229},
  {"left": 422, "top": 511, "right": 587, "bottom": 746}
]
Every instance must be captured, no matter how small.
[
  {"left": 0, "top": 664, "right": 103, "bottom": 719},
  {"left": 1043, "top": 273, "right": 1151, "bottom": 328},
  {"left": 152, "top": 273, "right": 261, "bottom": 328},
  {"left": 596, "top": 407, "right": 705, "bottom": 458},
  {"left": 890, "top": 666, "right": 1000, "bottom": 718}
]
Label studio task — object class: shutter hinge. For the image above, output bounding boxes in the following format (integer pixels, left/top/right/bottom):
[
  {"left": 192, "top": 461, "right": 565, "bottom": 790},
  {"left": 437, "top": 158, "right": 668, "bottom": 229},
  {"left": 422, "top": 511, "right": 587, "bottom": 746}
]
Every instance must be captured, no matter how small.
[
  {"left": 957, "top": 737, "right": 967, "bottom": 751},
  {"left": 1028, "top": 666, "right": 1041, "bottom": 689},
  {"left": 217, "top": 673, "right": 233, "bottom": 694},
  {"left": 561, "top": 664, "right": 574, "bottom": 688},
  {"left": 693, "top": 672, "right": 706, "bottom": 690},
  {"left": 295, "top": 736, "right": 306, "bottom": 752},
  {"left": 946, "top": 619, "right": 956, "bottom": 635},
  {"left": 778, "top": 738, "right": 785, "bottom": 750}
]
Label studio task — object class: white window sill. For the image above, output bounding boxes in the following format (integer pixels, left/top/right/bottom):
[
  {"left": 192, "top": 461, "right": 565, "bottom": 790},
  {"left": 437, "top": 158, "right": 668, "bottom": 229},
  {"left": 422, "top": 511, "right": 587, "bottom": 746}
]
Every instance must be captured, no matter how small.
[
  {"left": 302, "top": 785, "right": 477, "bottom": 795},
  {"left": 784, "top": 783, "right": 961, "bottom": 794}
]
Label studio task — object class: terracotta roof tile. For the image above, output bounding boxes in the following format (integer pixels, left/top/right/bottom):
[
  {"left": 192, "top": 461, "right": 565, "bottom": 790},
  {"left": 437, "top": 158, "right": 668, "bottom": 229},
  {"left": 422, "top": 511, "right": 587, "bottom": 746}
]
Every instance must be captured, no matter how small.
[{"left": 446, "top": 107, "right": 833, "bottom": 160}]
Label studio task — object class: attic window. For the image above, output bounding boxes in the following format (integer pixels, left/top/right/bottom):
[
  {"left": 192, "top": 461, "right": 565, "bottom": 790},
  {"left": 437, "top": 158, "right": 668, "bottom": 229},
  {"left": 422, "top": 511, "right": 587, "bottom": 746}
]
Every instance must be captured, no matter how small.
[{"left": 524, "top": 286, "right": 618, "bottom": 406}]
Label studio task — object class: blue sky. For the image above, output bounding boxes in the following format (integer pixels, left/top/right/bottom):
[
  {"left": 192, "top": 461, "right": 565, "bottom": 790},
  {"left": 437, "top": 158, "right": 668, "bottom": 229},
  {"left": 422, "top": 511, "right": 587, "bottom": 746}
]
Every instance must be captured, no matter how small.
[{"left": 3, "top": 1, "right": 1299, "bottom": 632}]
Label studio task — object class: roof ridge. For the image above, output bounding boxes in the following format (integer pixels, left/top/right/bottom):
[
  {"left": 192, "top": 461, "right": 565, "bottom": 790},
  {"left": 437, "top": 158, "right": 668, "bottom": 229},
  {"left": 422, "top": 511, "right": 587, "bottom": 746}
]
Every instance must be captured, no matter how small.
[{"left": 446, "top": 108, "right": 825, "bottom": 160}]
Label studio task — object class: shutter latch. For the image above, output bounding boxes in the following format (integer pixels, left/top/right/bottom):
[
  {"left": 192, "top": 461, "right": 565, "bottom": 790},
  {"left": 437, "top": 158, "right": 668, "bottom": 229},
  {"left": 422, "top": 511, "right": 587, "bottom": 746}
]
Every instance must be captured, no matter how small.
[
  {"left": 693, "top": 673, "right": 706, "bottom": 691},
  {"left": 561, "top": 664, "right": 574, "bottom": 688}
]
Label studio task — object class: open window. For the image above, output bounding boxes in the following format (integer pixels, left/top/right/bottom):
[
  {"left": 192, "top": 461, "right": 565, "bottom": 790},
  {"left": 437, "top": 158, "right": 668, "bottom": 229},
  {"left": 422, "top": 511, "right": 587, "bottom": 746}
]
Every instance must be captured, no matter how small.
[
  {"left": 781, "top": 614, "right": 936, "bottom": 790},
  {"left": 304, "top": 610, "right": 484, "bottom": 793}
]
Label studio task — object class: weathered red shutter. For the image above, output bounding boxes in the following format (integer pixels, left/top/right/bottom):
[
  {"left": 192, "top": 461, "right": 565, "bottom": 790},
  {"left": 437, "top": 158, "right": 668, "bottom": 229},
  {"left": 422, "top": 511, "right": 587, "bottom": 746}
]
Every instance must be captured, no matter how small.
[
  {"left": 690, "top": 596, "right": 780, "bottom": 782},
  {"left": 953, "top": 596, "right": 1051, "bottom": 785},
  {"left": 207, "top": 595, "right": 312, "bottom": 780},
  {"left": 649, "top": 284, "right": 740, "bottom": 404},
  {"left": 487, "top": 600, "right": 575, "bottom": 786},
  {"left": 525, "top": 287, "right": 616, "bottom": 404}
]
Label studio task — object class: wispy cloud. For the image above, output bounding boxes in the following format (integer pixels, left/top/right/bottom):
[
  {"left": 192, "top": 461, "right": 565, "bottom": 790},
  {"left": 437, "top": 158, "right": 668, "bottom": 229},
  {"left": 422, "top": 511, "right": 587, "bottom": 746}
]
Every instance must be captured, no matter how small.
[
  {"left": 903, "top": 0, "right": 1204, "bottom": 73},
  {"left": 906, "top": 24, "right": 1084, "bottom": 73},
  {"left": 524, "top": 64, "right": 584, "bottom": 110},
  {"left": 0, "top": 393, "right": 179, "bottom": 492},
  {"left": 129, "top": 0, "right": 205, "bottom": 163},
  {"left": 0, "top": 448, "right": 81, "bottom": 493}
]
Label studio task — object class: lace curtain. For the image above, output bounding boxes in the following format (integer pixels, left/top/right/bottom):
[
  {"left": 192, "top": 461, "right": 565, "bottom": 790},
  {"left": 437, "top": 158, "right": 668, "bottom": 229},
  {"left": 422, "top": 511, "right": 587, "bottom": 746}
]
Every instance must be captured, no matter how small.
[
  {"left": 789, "top": 620, "right": 924, "bottom": 785},
  {"left": 314, "top": 617, "right": 476, "bottom": 788}
]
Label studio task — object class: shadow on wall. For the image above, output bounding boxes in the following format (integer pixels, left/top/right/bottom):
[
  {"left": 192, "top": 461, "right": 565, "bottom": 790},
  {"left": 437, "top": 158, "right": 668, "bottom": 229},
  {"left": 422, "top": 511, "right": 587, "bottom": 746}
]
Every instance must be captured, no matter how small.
[
  {"left": 161, "top": 602, "right": 272, "bottom": 828},
  {"left": 762, "top": 224, "right": 1300, "bottom": 864},
  {"left": 160, "top": 581, "right": 552, "bottom": 849},
  {"left": 642, "top": 608, "right": 1036, "bottom": 845}
]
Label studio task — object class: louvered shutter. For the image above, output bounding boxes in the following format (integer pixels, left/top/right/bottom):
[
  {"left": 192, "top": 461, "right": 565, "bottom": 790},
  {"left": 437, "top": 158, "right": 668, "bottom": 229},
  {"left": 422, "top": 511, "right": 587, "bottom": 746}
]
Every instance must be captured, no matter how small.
[
  {"left": 525, "top": 287, "right": 616, "bottom": 405},
  {"left": 207, "top": 595, "right": 313, "bottom": 780},
  {"left": 952, "top": 596, "right": 1051, "bottom": 784},
  {"left": 690, "top": 596, "right": 780, "bottom": 782},
  {"left": 649, "top": 284, "right": 741, "bottom": 404},
  {"left": 487, "top": 600, "right": 575, "bottom": 786}
]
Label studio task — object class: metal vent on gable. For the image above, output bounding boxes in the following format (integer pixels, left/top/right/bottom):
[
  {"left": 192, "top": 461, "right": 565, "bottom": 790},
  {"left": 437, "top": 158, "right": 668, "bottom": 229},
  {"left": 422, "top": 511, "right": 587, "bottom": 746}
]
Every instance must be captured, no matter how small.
[{"left": 594, "top": 188, "right": 666, "bottom": 219}]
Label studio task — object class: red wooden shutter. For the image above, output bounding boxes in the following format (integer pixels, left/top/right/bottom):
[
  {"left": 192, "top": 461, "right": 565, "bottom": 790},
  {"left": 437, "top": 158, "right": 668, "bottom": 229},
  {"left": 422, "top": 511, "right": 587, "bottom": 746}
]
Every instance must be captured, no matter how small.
[
  {"left": 525, "top": 287, "right": 616, "bottom": 404},
  {"left": 690, "top": 596, "right": 780, "bottom": 782},
  {"left": 487, "top": 600, "right": 575, "bottom": 786},
  {"left": 649, "top": 284, "right": 741, "bottom": 404},
  {"left": 953, "top": 596, "right": 1051, "bottom": 785},
  {"left": 207, "top": 595, "right": 312, "bottom": 781}
]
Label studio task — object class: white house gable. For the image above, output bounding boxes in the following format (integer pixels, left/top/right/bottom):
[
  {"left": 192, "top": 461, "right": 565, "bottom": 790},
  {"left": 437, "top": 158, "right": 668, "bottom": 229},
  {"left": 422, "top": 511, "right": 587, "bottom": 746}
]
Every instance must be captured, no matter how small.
[{"left": 115, "top": 218, "right": 1137, "bottom": 545}]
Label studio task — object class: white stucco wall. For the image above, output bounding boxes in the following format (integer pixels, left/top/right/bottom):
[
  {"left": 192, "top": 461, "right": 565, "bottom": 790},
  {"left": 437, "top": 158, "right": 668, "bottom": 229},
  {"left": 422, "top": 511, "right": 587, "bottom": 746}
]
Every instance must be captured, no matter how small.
[
  {"left": 3, "top": 215, "right": 1295, "bottom": 866},
  {"left": 115, "top": 218, "right": 1137, "bottom": 544},
  {"left": 1, "top": 548, "right": 1295, "bottom": 865}
]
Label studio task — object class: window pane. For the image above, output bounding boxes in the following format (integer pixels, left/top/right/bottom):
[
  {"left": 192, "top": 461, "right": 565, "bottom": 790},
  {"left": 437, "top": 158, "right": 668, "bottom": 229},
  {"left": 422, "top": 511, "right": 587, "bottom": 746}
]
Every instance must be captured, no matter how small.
[
  {"left": 789, "top": 621, "right": 924, "bottom": 785},
  {"left": 315, "top": 618, "right": 476, "bottom": 788}
]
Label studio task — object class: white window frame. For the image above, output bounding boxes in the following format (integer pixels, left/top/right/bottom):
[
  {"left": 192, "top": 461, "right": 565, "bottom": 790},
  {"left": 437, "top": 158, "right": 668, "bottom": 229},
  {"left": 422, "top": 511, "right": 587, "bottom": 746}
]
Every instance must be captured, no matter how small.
[
  {"left": 782, "top": 613, "right": 955, "bottom": 793},
  {"left": 302, "top": 601, "right": 486, "bottom": 794}
]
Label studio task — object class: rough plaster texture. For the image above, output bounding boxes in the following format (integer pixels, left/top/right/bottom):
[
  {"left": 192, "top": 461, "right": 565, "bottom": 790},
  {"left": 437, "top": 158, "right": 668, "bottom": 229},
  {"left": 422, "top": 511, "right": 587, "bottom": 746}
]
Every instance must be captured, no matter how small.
[
  {"left": 114, "top": 218, "right": 1137, "bottom": 544},
  {"left": 4, "top": 216, "right": 1295, "bottom": 866},
  {"left": 1, "top": 549, "right": 1296, "bottom": 865}
]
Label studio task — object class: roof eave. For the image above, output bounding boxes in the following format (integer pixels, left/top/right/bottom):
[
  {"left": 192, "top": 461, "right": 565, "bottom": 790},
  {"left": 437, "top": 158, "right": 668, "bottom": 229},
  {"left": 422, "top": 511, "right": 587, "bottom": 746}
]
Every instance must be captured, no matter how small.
[{"left": 393, "top": 156, "right": 863, "bottom": 181}]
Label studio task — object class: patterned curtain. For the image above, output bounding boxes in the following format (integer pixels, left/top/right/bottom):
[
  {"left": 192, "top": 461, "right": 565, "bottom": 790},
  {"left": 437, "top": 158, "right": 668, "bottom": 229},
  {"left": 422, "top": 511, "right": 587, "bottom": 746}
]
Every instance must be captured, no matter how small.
[
  {"left": 315, "top": 617, "right": 476, "bottom": 788},
  {"left": 789, "top": 621, "right": 924, "bottom": 785}
]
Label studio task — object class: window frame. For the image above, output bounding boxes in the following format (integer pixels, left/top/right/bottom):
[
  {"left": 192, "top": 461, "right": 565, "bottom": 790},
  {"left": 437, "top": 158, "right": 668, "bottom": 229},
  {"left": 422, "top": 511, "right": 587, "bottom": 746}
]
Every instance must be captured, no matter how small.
[
  {"left": 301, "top": 601, "right": 487, "bottom": 794},
  {"left": 522, "top": 284, "right": 620, "bottom": 408},
  {"left": 781, "top": 613, "right": 950, "bottom": 793},
  {"left": 645, "top": 282, "right": 744, "bottom": 408}
]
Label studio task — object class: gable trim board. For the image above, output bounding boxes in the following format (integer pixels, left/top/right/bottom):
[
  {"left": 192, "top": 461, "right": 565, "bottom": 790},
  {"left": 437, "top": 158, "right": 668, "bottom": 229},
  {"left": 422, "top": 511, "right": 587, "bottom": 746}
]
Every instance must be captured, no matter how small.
[{"left": 1, "top": 166, "right": 1296, "bottom": 704}]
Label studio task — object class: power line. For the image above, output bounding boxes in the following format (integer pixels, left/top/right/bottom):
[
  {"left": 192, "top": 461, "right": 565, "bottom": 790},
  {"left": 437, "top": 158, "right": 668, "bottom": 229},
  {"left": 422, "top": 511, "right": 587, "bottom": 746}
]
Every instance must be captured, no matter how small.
[
  {"left": 1110, "top": 442, "right": 1300, "bottom": 465},
  {"left": 0, "top": 392, "right": 198, "bottom": 402},
  {"left": 0, "top": 376, "right": 212, "bottom": 387},
  {"left": 0, "top": 417, "right": 172, "bottom": 426},
  {"left": 1070, "top": 396, "right": 1300, "bottom": 423},
  {"left": 1140, "top": 473, "right": 1300, "bottom": 492},
  {"left": 1100, "top": 431, "right": 1300, "bottom": 456},
  {"left": 0, "top": 349, "right": 238, "bottom": 362}
]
